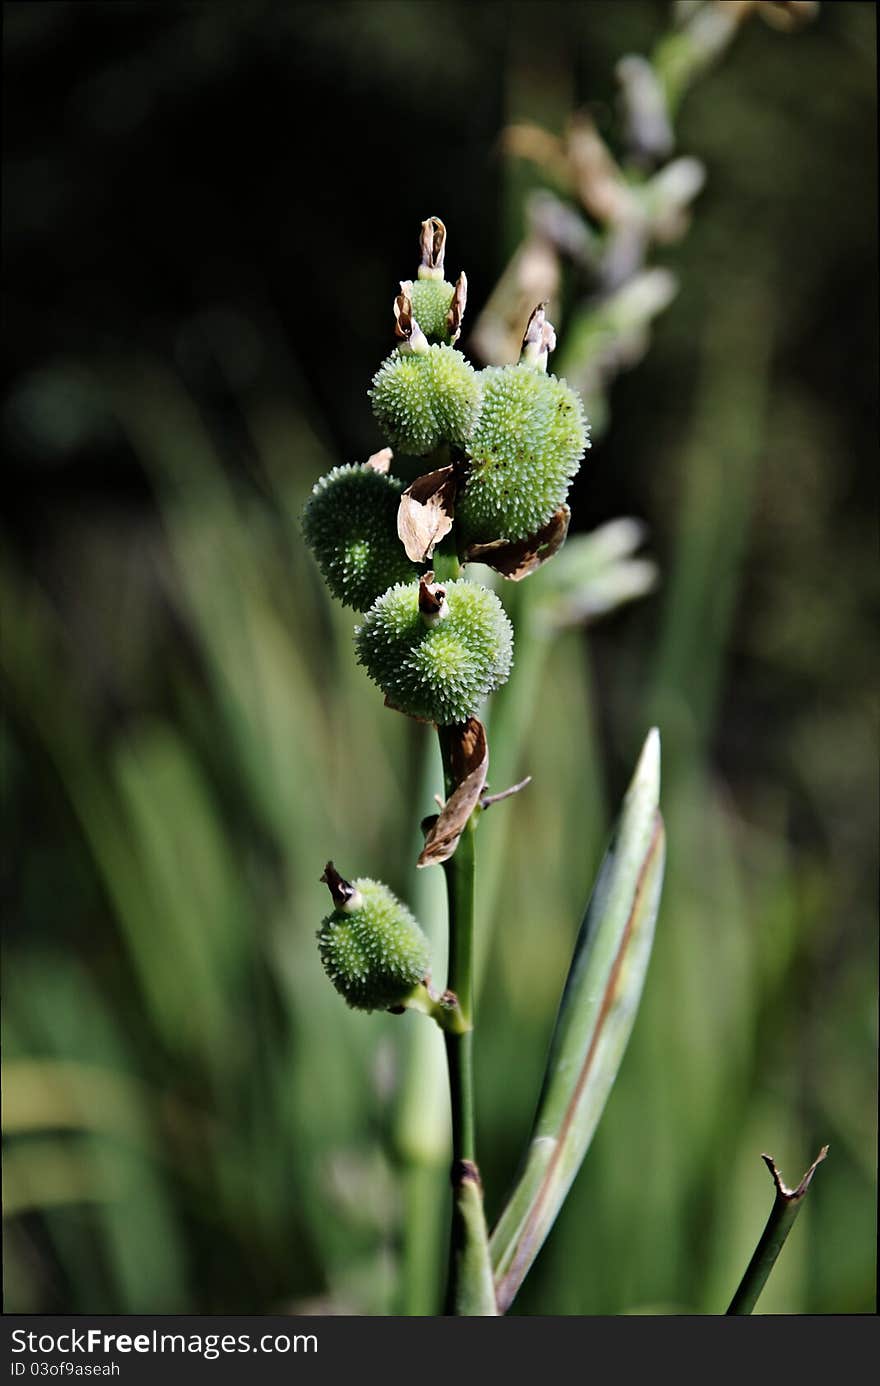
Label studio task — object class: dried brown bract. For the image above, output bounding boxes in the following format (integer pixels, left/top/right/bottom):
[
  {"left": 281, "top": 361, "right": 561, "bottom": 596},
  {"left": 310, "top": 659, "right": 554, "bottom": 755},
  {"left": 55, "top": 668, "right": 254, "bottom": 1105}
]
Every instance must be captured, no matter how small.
[
  {"left": 397, "top": 465, "right": 457, "bottom": 562},
  {"left": 418, "top": 717, "right": 489, "bottom": 867},
  {"left": 465, "top": 506, "right": 570, "bottom": 581}
]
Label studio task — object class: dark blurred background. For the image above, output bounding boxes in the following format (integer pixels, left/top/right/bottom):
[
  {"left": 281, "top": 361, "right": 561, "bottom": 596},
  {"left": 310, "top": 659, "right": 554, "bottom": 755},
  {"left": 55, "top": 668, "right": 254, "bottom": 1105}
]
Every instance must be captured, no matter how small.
[{"left": 2, "top": 1, "right": 877, "bottom": 1314}]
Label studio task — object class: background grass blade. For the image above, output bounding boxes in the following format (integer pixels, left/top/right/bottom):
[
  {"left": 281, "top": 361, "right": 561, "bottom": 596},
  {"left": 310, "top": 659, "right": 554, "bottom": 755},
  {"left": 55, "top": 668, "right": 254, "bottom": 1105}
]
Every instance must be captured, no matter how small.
[
  {"left": 490, "top": 730, "right": 665, "bottom": 1314},
  {"left": 726, "top": 1147, "right": 829, "bottom": 1315}
]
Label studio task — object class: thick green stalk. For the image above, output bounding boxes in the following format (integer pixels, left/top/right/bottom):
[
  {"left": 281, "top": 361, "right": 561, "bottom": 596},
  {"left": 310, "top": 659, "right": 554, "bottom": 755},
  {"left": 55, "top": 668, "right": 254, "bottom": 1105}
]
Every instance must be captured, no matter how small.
[
  {"left": 442, "top": 817, "right": 475, "bottom": 1161},
  {"left": 392, "top": 540, "right": 463, "bottom": 1314},
  {"left": 393, "top": 730, "right": 450, "bottom": 1315},
  {"left": 431, "top": 538, "right": 461, "bottom": 585},
  {"left": 726, "top": 1147, "right": 828, "bottom": 1315},
  {"left": 438, "top": 727, "right": 497, "bottom": 1315}
]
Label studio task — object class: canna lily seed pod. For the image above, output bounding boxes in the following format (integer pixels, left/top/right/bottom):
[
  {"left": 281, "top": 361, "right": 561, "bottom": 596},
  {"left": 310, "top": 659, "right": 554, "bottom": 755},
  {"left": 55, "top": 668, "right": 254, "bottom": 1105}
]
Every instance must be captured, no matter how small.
[
  {"left": 317, "top": 864, "right": 431, "bottom": 1012},
  {"left": 355, "top": 574, "right": 513, "bottom": 725},
  {"left": 409, "top": 276, "right": 456, "bottom": 342},
  {"left": 456, "top": 364, "right": 589, "bottom": 545},
  {"left": 456, "top": 307, "right": 590, "bottom": 545},
  {"left": 369, "top": 344, "right": 482, "bottom": 456},
  {"left": 302, "top": 463, "right": 416, "bottom": 610}
]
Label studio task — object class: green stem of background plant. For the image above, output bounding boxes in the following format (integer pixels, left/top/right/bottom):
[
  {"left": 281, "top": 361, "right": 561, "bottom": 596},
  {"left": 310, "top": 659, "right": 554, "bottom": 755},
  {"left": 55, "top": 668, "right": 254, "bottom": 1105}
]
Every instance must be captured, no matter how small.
[
  {"left": 726, "top": 1148, "right": 828, "bottom": 1315},
  {"left": 438, "top": 725, "right": 496, "bottom": 1315}
]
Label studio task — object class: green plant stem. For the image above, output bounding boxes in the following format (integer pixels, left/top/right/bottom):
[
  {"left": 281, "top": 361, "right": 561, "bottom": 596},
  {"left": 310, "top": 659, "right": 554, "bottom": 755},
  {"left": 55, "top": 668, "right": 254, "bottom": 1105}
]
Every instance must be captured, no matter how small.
[
  {"left": 431, "top": 533, "right": 461, "bottom": 585},
  {"left": 442, "top": 830, "right": 475, "bottom": 1161},
  {"left": 393, "top": 732, "right": 450, "bottom": 1314},
  {"left": 438, "top": 727, "right": 476, "bottom": 1136},
  {"left": 438, "top": 726, "right": 496, "bottom": 1315},
  {"left": 726, "top": 1147, "right": 828, "bottom": 1315}
]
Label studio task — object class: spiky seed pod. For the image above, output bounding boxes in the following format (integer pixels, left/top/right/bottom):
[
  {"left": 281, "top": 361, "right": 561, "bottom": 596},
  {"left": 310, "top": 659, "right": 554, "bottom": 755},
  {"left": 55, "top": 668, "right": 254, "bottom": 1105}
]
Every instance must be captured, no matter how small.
[
  {"left": 456, "top": 365, "right": 590, "bottom": 545},
  {"left": 302, "top": 464, "right": 416, "bottom": 610},
  {"left": 369, "top": 345, "right": 482, "bottom": 456},
  {"left": 355, "top": 575, "right": 514, "bottom": 725},
  {"left": 317, "top": 873, "right": 431, "bottom": 1012},
  {"left": 409, "top": 277, "right": 456, "bottom": 343}
]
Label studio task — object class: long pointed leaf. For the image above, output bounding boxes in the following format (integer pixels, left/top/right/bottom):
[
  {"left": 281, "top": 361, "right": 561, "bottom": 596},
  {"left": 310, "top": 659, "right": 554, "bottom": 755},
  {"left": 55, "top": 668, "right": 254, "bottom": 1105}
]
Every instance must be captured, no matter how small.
[{"left": 490, "top": 729, "right": 665, "bottom": 1313}]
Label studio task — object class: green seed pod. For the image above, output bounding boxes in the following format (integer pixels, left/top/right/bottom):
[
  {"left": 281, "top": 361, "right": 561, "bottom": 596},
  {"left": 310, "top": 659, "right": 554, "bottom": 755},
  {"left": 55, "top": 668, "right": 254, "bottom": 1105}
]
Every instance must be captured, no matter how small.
[
  {"left": 317, "top": 865, "right": 431, "bottom": 1012},
  {"left": 369, "top": 344, "right": 481, "bottom": 456},
  {"left": 456, "top": 363, "right": 590, "bottom": 546},
  {"left": 409, "top": 277, "right": 456, "bottom": 342},
  {"left": 355, "top": 575, "right": 514, "bottom": 725},
  {"left": 302, "top": 463, "right": 415, "bottom": 610}
]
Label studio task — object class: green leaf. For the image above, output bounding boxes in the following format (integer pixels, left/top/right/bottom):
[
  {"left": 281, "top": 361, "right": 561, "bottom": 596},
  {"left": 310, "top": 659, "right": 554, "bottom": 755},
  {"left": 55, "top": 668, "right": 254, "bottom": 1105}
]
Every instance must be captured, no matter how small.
[{"left": 490, "top": 729, "right": 666, "bottom": 1313}]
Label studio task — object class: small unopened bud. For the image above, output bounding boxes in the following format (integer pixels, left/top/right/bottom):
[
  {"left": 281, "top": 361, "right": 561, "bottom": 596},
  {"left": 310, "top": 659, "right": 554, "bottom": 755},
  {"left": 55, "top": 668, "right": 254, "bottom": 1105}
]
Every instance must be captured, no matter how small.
[
  {"left": 519, "top": 303, "right": 557, "bottom": 372},
  {"left": 418, "top": 572, "right": 448, "bottom": 625},
  {"left": 418, "top": 216, "right": 447, "bottom": 280}
]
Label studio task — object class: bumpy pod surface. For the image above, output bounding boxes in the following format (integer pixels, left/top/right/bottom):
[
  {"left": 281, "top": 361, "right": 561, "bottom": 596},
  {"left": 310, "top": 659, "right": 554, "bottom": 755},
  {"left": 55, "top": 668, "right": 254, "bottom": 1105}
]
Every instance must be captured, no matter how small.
[
  {"left": 369, "top": 345, "right": 481, "bottom": 456},
  {"left": 302, "top": 464, "right": 415, "bottom": 610},
  {"left": 317, "top": 878, "right": 431, "bottom": 1012},
  {"left": 355, "top": 579, "right": 513, "bottom": 725},
  {"left": 456, "top": 365, "right": 590, "bottom": 544},
  {"left": 409, "top": 278, "right": 455, "bottom": 343}
]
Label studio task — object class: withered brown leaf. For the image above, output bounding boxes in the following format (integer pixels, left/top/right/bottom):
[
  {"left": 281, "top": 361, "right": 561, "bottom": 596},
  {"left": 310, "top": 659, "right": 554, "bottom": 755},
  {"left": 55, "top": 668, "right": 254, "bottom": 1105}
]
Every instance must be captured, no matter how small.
[
  {"left": 397, "top": 465, "right": 457, "bottom": 563},
  {"left": 465, "top": 505, "right": 570, "bottom": 580},
  {"left": 418, "top": 717, "right": 489, "bottom": 868}
]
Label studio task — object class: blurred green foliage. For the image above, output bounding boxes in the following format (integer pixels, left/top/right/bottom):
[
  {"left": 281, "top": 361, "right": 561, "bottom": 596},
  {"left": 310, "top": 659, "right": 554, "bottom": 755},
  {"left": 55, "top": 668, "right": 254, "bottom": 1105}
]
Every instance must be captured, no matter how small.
[{"left": 2, "top": 1, "right": 876, "bottom": 1314}]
